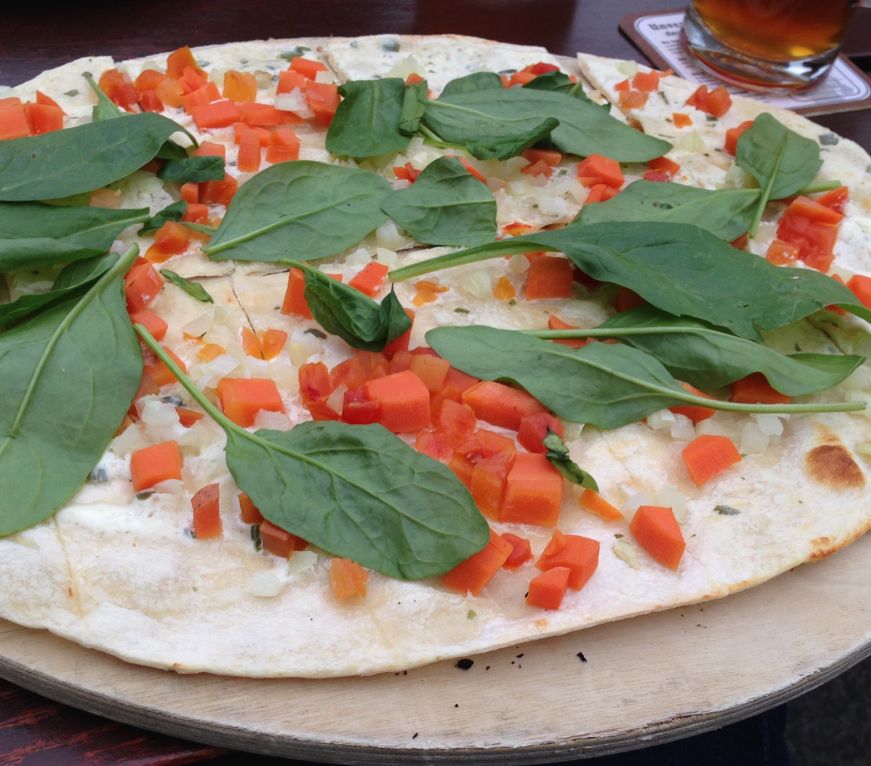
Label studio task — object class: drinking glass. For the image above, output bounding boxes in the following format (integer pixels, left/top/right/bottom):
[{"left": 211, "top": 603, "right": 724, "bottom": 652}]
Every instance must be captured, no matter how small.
[{"left": 683, "top": 0, "right": 858, "bottom": 90}]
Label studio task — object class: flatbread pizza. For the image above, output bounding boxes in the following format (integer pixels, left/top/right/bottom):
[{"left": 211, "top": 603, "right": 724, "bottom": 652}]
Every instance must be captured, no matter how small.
[{"left": 0, "top": 35, "right": 869, "bottom": 677}]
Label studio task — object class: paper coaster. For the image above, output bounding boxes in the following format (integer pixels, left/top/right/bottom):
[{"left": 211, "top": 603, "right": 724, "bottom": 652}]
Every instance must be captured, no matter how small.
[{"left": 620, "top": 10, "right": 871, "bottom": 116}]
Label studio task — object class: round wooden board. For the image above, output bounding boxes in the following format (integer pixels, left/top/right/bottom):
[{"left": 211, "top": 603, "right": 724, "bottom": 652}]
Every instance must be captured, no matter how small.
[{"left": 0, "top": 535, "right": 869, "bottom": 763}]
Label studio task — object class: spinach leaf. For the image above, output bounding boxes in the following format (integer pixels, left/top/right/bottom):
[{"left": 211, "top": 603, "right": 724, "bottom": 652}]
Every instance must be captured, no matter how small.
[
  {"left": 422, "top": 84, "right": 670, "bottom": 161},
  {"left": 523, "top": 71, "right": 590, "bottom": 102},
  {"left": 426, "top": 326, "right": 865, "bottom": 429},
  {"left": 139, "top": 201, "right": 187, "bottom": 235},
  {"left": 391, "top": 222, "right": 871, "bottom": 339},
  {"left": 736, "top": 114, "right": 822, "bottom": 236},
  {"left": 551, "top": 306, "right": 864, "bottom": 394},
  {"left": 135, "top": 329, "right": 488, "bottom": 579},
  {"left": 204, "top": 161, "right": 392, "bottom": 263},
  {"left": 158, "top": 155, "right": 225, "bottom": 183},
  {"left": 0, "top": 113, "right": 192, "bottom": 201},
  {"left": 441, "top": 72, "right": 503, "bottom": 97},
  {"left": 83, "top": 72, "right": 124, "bottom": 122},
  {"left": 326, "top": 78, "right": 410, "bottom": 158},
  {"left": 160, "top": 269, "right": 213, "bottom": 303},
  {"left": 0, "top": 254, "right": 115, "bottom": 327},
  {"left": 575, "top": 180, "right": 759, "bottom": 241},
  {"left": 0, "top": 203, "right": 148, "bottom": 270},
  {"left": 381, "top": 156, "right": 496, "bottom": 246},
  {"left": 291, "top": 261, "right": 410, "bottom": 351},
  {"left": 542, "top": 430, "right": 598, "bottom": 490},
  {"left": 399, "top": 79, "right": 428, "bottom": 136},
  {"left": 0, "top": 246, "right": 142, "bottom": 536}
]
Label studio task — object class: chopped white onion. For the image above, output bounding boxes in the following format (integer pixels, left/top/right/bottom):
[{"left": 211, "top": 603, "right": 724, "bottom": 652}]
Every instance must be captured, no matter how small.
[
  {"left": 148, "top": 478, "right": 185, "bottom": 495},
  {"left": 246, "top": 571, "right": 285, "bottom": 598},
  {"left": 386, "top": 55, "right": 421, "bottom": 80},
  {"left": 326, "top": 384, "right": 347, "bottom": 415},
  {"left": 740, "top": 420, "right": 769, "bottom": 454},
  {"left": 253, "top": 409, "right": 293, "bottom": 431},
  {"left": 111, "top": 423, "right": 148, "bottom": 456},
  {"left": 622, "top": 488, "right": 653, "bottom": 515},
  {"left": 139, "top": 397, "right": 187, "bottom": 443},
  {"left": 670, "top": 414, "right": 696, "bottom": 441},
  {"left": 181, "top": 309, "right": 214, "bottom": 338},
  {"left": 375, "top": 219, "right": 410, "bottom": 251},
  {"left": 647, "top": 409, "right": 676, "bottom": 431},
  {"left": 274, "top": 90, "right": 314, "bottom": 119},
  {"left": 345, "top": 247, "right": 372, "bottom": 267},
  {"left": 287, "top": 549, "right": 319, "bottom": 575},
  {"left": 657, "top": 484, "right": 687, "bottom": 523},
  {"left": 270, "top": 360, "right": 299, "bottom": 393},
  {"left": 463, "top": 270, "right": 492, "bottom": 299},
  {"left": 314, "top": 69, "right": 334, "bottom": 84},
  {"left": 617, "top": 60, "right": 639, "bottom": 77},
  {"left": 563, "top": 422, "right": 585, "bottom": 441},
  {"left": 675, "top": 131, "right": 706, "bottom": 153},
  {"left": 612, "top": 540, "right": 640, "bottom": 568},
  {"left": 508, "top": 254, "right": 528, "bottom": 275},
  {"left": 754, "top": 413, "right": 784, "bottom": 437},
  {"left": 375, "top": 247, "right": 398, "bottom": 268},
  {"left": 195, "top": 354, "right": 240, "bottom": 390}
]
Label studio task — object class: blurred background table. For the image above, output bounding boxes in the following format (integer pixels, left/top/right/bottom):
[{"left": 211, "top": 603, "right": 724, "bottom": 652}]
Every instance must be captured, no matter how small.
[{"left": 0, "top": 1, "right": 869, "bottom": 764}]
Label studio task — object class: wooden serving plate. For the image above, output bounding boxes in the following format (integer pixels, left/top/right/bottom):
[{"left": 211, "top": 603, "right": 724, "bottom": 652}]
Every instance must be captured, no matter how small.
[{"left": 0, "top": 535, "right": 868, "bottom": 763}]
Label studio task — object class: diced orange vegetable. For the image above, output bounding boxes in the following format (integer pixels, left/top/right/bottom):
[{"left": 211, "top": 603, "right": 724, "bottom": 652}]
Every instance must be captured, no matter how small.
[
  {"left": 191, "top": 100, "right": 241, "bottom": 130},
  {"left": 786, "top": 195, "right": 844, "bottom": 225},
  {"left": 618, "top": 89, "right": 649, "bottom": 110},
  {"left": 502, "top": 453, "right": 563, "bottom": 526},
  {"left": 176, "top": 407, "right": 204, "bottom": 428},
  {"left": 156, "top": 77, "right": 185, "bottom": 108},
  {"left": 98, "top": 69, "right": 139, "bottom": 110},
  {"left": 669, "top": 383, "right": 715, "bottom": 423},
  {"left": 776, "top": 206, "right": 839, "bottom": 274},
  {"left": 237, "top": 129, "right": 262, "bottom": 172},
  {"left": 546, "top": 315, "right": 587, "bottom": 349},
  {"left": 260, "top": 520, "right": 300, "bottom": 558},
  {"left": 526, "top": 566, "right": 570, "bottom": 610},
  {"left": 686, "top": 85, "right": 732, "bottom": 117},
  {"left": 238, "top": 492, "right": 264, "bottom": 524},
  {"left": 648, "top": 156, "right": 680, "bottom": 176},
  {"left": 847, "top": 274, "right": 871, "bottom": 309},
  {"left": 584, "top": 183, "right": 619, "bottom": 204},
  {"left": 180, "top": 182, "right": 199, "bottom": 204},
  {"left": 166, "top": 47, "right": 203, "bottom": 79},
  {"left": 405, "top": 72, "right": 425, "bottom": 85},
  {"left": 299, "top": 361, "right": 333, "bottom": 404},
  {"left": 473, "top": 429, "right": 516, "bottom": 459},
  {"left": 502, "top": 221, "right": 536, "bottom": 237},
  {"left": 130, "top": 441, "right": 183, "bottom": 491},
  {"left": 517, "top": 412, "right": 564, "bottom": 453},
  {"left": 0, "top": 103, "right": 31, "bottom": 140},
  {"left": 614, "top": 79, "right": 630, "bottom": 92},
  {"left": 330, "top": 558, "right": 368, "bottom": 600},
  {"left": 35, "top": 90, "right": 62, "bottom": 110},
  {"left": 462, "top": 380, "right": 545, "bottom": 430},
  {"left": 124, "top": 263, "right": 163, "bottom": 313},
  {"left": 277, "top": 69, "right": 308, "bottom": 95},
  {"left": 630, "top": 505, "right": 685, "bottom": 570},
  {"left": 134, "top": 69, "right": 167, "bottom": 92},
  {"left": 143, "top": 345, "right": 187, "bottom": 387},
  {"left": 364, "top": 370, "right": 431, "bottom": 433},
  {"left": 200, "top": 174, "right": 238, "bottom": 206},
  {"left": 577, "top": 154, "right": 623, "bottom": 189},
  {"left": 349, "top": 261, "right": 389, "bottom": 297},
  {"left": 457, "top": 157, "right": 487, "bottom": 185},
  {"left": 522, "top": 148, "right": 562, "bottom": 166},
  {"left": 241, "top": 327, "right": 262, "bottom": 358},
  {"left": 724, "top": 120, "right": 753, "bottom": 156},
  {"left": 222, "top": 70, "right": 257, "bottom": 102},
  {"left": 492, "top": 275, "right": 516, "bottom": 301},
  {"left": 525, "top": 255, "right": 574, "bottom": 300},
  {"left": 281, "top": 267, "right": 312, "bottom": 318},
  {"left": 0, "top": 97, "right": 22, "bottom": 108},
  {"left": 409, "top": 354, "right": 451, "bottom": 393},
  {"left": 536, "top": 530, "right": 599, "bottom": 589},
  {"left": 632, "top": 69, "right": 662, "bottom": 92},
  {"left": 138, "top": 90, "right": 164, "bottom": 112},
  {"left": 393, "top": 162, "right": 420, "bottom": 182},
  {"left": 217, "top": 378, "right": 285, "bottom": 427},
  {"left": 290, "top": 56, "right": 327, "bottom": 79},
  {"left": 672, "top": 112, "right": 692, "bottom": 128},
  {"left": 197, "top": 343, "right": 225, "bottom": 362},
  {"left": 579, "top": 489, "right": 624, "bottom": 522},
  {"left": 182, "top": 203, "right": 209, "bottom": 223},
  {"left": 181, "top": 82, "right": 221, "bottom": 113},
  {"left": 180, "top": 65, "right": 209, "bottom": 95},
  {"left": 681, "top": 435, "right": 741, "bottom": 486},
  {"left": 258, "top": 328, "right": 288, "bottom": 360},
  {"left": 25, "top": 103, "right": 63, "bottom": 134},
  {"left": 153, "top": 220, "right": 191, "bottom": 255},
  {"left": 304, "top": 81, "right": 339, "bottom": 126},
  {"left": 415, "top": 429, "right": 453, "bottom": 461},
  {"left": 766, "top": 238, "right": 800, "bottom": 266},
  {"left": 129, "top": 309, "right": 168, "bottom": 341},
  {"left": 412, "top": 279, "right": 449, "bottom": 307},
  {"left": 470, "top": 453, "right": 512, "bottom": 519},
  {"left": 341, "top": 388, "right": 380, "bottom": 425},
  {"left": 191, "top": 483, "right": 222, "bottom": 539},
  {"left": 266, "top": 126, "right": 301, "bottom": 164},
  {"left": 730, "top": 372, "right": 790, "bottom": 404},
  {"left": 817, "top": 186, "right": 849, "bottom": 214},
  {"left": 521, "top": 159, "right": 552, "bottom": 178},
  {"left": 501, "top": 533, "right": 533, "bottom": 570},
  {"left": 442, "top": 529, "right": 512, "bottom": 596},
  {"left": 435, "top": 398, "right": 477, "bottom": 435}
]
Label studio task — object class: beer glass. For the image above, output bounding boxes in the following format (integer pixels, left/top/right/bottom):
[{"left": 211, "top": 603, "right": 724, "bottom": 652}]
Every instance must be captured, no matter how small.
[{"left": 683, "top": 0, "right": 858, "bottom": 90}]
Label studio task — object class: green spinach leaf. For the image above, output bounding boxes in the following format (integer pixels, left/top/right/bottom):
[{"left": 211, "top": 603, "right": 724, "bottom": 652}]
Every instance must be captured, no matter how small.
[
  {"left": 575, "top": 180, "right": 759, "bottom": 241},
  {"left": 0, "top": 254, "right": 115, "bottom": 327},
  {"left": 82, "top": 72, "right": 124, "bottom": 122},
  {"left": 160, "top": 269, "right": 213, "bottom": 303},
  {"left": 326, "top": 78, "right": 410, "bottom": 158},
  {"left": 158, "top": 155, "right": 225, "bottom": 183},
  {"left": 399, "top": 79, "right": 429, "bottom": 136},
  {"left": 542, "top": 430, "right": 598, "bottom": 490},
  {"left": 290, "top": 261, "right": 410, "bottom": 351},
  {"left": 134, "top": 328, "right": 488, "bottom": 579},
  {"left": 140, "top": 201, "right": 187, "bottom": 235},
  {"left": 422, "top": 84, "right": 670, "bottom": 161},
  {"left": 204, "top": 161, "right": 392, "bottom": 262},
  {"left": 523, "top": 71, "right": 591, "bottom": 102},
  {"left": 0, "top": 246, "right": 142, "bottom": 536},
  {"left": 426, "top": 326, "right": 865, "bottom": 429},
  {"left": 440, "top": 72, "right": 503, "bottom": 97},
  {"left": 537, "top": 306, "right": 864, "bottom": 394},
  {"left": 736, "top": 114, "right": 822, "bottom": 236},
  {"left": 391, "top": 222, "right": 871, "bottom": 339},
  {"left": 0, "top": 202, "right": 148, "bottom": 270},
  {"left": 0, "top": 113, "right": 193, "bottom": 202},
  {"left": 381, "top": 156, "right": 496, "bottom": 246}
]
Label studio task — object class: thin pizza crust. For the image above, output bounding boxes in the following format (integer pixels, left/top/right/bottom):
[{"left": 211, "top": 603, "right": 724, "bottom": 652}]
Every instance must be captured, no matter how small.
[{"left": 0, "top": 37, "right": 868, "bottom": 677}]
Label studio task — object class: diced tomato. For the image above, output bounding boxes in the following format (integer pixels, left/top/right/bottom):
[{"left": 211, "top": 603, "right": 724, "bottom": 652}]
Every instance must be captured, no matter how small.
[
  {"left": 614, "top": 286, "right": 645, "bottom": 313},
  {"left": 156, "top": 78, "right": 185, "bottom": 108},
  {"left": 521, "top": 160, "right": 552, "bottom": 178},
  {"left": 730, "top": 373, "right": 790, "bottom": 404},
  {"left": 223, "top": 70, "right": 257, "bottom": 102},
  {"left": 776, "top": 196, "right": 842, "bottom": 273},
  {"left": 765, "top": 238, "right": 800, "bottom": 266},
  {"left": 25, "top": 103, "right": 63, "bottom": 134},
  {"left": 124, "top": 263, "right": 163, "bottom": 313},
  {"left": 266, "top": 127, "right": 301, "bottom": 164},
  {"left": 632, "top": 69, "right": 663, "bottom": 92},
  {"left": 191, "top": 100, "right": 241, "bottom": 130},
  {"left": 129, "top": 309, "right": 168, "bottom": 341},
  {"left": 686, "top": 84, "right": 732, "bottom": 117},
  {"left": 99, "top": 69, "right": 139, "bottom": 110},
  {"left": 517, "top": 412, "right": 564, "bottom": 453},
  {"left": 672, "top": 112, "right": 692, "bottom": 128},
  {"left": 441, "top": 529, "right": 512, "bottom": 596},
  {"left": 525, "top": 255, "right": 574, "bottom": 300},
  {"left": 181, "top": 82, "right": 221, "bottom": 113},
  {"left": 502, "top": 453, "right": 563, "bottom": 526},
  {"left": 0, "top": 103, "right": 31, "bottom": 140},
  {"left": 200, "top": 174, "right": 238, "bottom": 206},
  {"left": 290, "top": 56, "right": 327, "bottom": 79},
  {"left": 217, "top": 378, "right": 285, "bottom": 427},
  {"left": 330, "top": 558, "right": 368, "bottom": 600},
  {"left": 681, "top": 435, "right": 741, "bottom": 486},
  {"left": 260, "top": 520, "right": 300, "bottom": 558},
  {"left": 35, "top": 90, "right": 63, "bottom": 110},
  {"left": 522, "top": 148, "right": 562, "bottom": 167},
  {"left": 614, "top": 79, "right": 630, "bottom": 92},
  {"left": 669, "top": 383, "right": 715, "bottom": 424},
  {"left": 153, "top": 220, "right": 191, "bottom": 255},
  {"left": 342, "top": 388, "right": 381, "bottom": 425},
  {"left": 463, "top": 380, "right": 546, "bottom": 430},
  {"left": 501, "top": 533, "right": 533, "bottom": 570},
  {"left": 470, "top": 453, "right": 512, "bottom": 519},
  {"left": 191, "top": 483, "right": 222, "bottom": 539},
  {"left": 130, "top": 441, "right": 183, "bottom": 491},
  {"left": 393, "top": 162, "right": 420, "bottom": 182},
  {"left": 817, "top": 186, "right": 849, "bottom": 214},
  {"left": 176, "top": 407, "right": 204, "bottom": 428},
  {"left": 847, "top": 274, "right": 871, "bottom": 309},
  {"left": 526, "top": 566, "right": 571, "bottom": 610},
  {"left": 630, "top": 506, "right": 685, "bottom": 570},
  {"left": 299, "top": 361, "right": 333, "bottom": 404},
  {"left": 183, "top": 203, "right": 209, "bottom": 223},
  {"left": 578, "top": 489, "right": 623, "bottom": 522},
  {"left": 363, "top": 370, "right": 431, "bottom": 433},
  {"left": 415, "top": 430, "right": 453, "bottom": 462},
  {"left": 238, "top": 492, "right": 264, "bottom": 524},
  {"left": 304, "top": 81, "right": 339, "bottom": 126},
  {"left": 143, "top": 345, "right": 186, "bottom": 387},
  {"left": 724, "top": 120, "right": 753, "bottom": 156},
  {"left": 166, "top": 47, "right": 203, "bottom": 79},
  {"left": 577, "top": 154, "right": 624, "bottom": 189},
  {"left": 258, "top": 329, "right": 287, "bottom": 361},
  {"left": 349, "top": 261, "right": 389, "bottom": 297},
  {"left": 584, "top": 183, "right": 619, "bottom": 204},
  {"left": 647, "top": 156, "right": 680, "bottom": 177},
  {"left": 618, "top": 89, "right": 648, "bottom": 110},
  {"left": 535, "top": 530, "right": 599, "bottom": 590}
]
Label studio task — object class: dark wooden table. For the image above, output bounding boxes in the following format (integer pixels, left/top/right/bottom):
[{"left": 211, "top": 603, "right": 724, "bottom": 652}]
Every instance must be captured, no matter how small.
[{"left": 0, "top": 2, "right": 869, "bottom": 763}]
